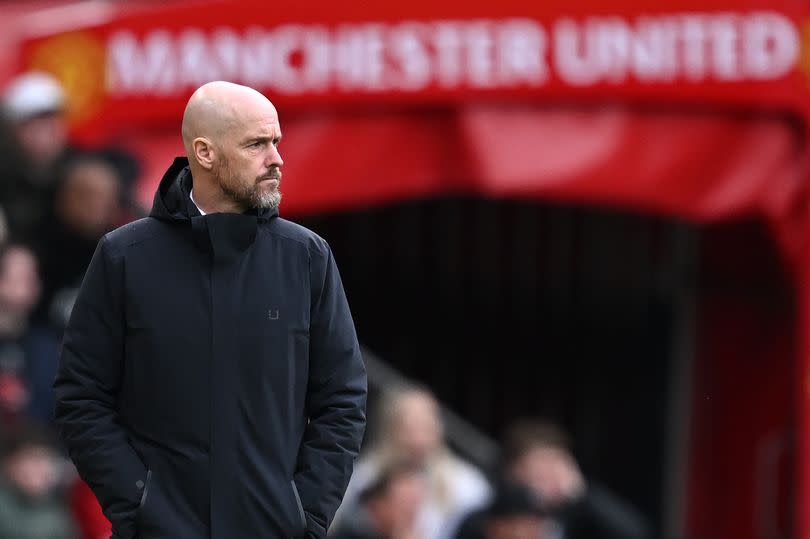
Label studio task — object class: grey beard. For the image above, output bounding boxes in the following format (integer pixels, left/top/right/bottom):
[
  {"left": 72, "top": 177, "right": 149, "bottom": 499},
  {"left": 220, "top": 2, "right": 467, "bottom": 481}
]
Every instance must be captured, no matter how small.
[
  {"left": 256, "top": 189, "right": 281, "bottom": 210},
  {"left": 220, "top": 179, "right": 281, "bottom": 211}
]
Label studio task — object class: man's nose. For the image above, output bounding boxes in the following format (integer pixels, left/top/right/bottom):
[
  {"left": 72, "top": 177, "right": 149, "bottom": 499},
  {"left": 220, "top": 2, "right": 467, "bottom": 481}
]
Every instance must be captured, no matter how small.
[{"left": 266, "top": 146, "right": 283, "bottom": 168}]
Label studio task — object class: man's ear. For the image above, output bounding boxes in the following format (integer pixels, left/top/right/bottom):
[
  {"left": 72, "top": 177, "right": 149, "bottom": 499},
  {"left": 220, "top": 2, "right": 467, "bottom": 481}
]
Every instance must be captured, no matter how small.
[{"left": 193, "top": 137, "right": 215, "bottom": 170}]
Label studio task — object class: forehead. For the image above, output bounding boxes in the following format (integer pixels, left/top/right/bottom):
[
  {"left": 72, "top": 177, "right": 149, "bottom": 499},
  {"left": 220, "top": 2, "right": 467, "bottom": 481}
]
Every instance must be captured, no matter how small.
[
  {"left": 64, "top": 165, "right": 119, "bottom": 195},
  {"left": 65, "top": 161, "right": 118, "bottom": 184},
  {"left": 232, "top": 101, "right": 280, "bottom": 138}
]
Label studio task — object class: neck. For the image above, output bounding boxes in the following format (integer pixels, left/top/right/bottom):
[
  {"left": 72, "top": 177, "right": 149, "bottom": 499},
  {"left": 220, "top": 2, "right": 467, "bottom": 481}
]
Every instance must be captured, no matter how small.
[{"left": 189, "top": 171, "right": 246, "bottom": 215}]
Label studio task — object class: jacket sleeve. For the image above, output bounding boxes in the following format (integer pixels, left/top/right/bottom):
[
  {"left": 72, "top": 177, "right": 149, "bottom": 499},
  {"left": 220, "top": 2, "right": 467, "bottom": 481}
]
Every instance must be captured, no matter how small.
[
  {"left": 565, "top": 483, "right": 650, "bottom": 539},
  {"left": 296, "top": 242, "right": 368, "bottom": 538},
  {"left": 53, "top": 236, "right": 148, "bottom": 539}
]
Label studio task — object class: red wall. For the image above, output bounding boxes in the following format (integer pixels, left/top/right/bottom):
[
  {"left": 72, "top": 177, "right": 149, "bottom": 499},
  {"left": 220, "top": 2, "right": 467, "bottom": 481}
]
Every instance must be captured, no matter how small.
[{"left": 686, "top": 222, "right": 796, "bottom": 539}]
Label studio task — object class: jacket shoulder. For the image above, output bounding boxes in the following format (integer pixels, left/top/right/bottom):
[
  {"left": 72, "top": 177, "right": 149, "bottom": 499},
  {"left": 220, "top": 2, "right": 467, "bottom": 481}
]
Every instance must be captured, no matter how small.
[
  {"left": 265, "top": 218, "right": 329, "bottom": 256},
  {"left": 102, "top": 217, "right": 165, "bottom": 257}
]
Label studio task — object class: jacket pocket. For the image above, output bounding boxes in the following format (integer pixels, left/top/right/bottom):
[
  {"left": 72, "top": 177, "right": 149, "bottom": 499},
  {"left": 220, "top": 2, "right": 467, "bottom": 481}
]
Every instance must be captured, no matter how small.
[
  {"left": 136, "top": 469, "right": 165, "bottom": 536},
  {"left": 290, "top": 480, "right": 307, "bottom": 532},
  {"left": 138, "top": 470, "right": 153, "bottom": 509}
]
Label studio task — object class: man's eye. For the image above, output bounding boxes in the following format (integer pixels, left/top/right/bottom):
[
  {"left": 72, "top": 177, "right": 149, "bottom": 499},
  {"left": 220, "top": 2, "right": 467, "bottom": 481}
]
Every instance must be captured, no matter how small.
[{"left": 248, "top": 141, "right": 262, "bottom": 148}]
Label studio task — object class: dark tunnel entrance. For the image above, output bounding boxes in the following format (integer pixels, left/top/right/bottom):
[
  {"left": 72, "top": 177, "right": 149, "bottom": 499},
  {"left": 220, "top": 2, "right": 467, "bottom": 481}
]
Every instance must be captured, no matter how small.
[{"left": 299, "top": 198, "right": 693, "bottom": 533}]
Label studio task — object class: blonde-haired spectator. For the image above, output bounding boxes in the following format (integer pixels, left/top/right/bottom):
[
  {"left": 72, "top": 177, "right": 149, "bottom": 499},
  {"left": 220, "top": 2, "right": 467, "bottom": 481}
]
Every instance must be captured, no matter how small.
[{"left": 335, "top": 386, "right": 491, "bottom": 539}]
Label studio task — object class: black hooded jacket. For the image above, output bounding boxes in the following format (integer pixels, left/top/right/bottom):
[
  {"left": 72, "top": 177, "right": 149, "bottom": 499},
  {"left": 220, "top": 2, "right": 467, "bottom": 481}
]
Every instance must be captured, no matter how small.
[{"left": 54, "top": 158, "right": 368, "bottom": 539}]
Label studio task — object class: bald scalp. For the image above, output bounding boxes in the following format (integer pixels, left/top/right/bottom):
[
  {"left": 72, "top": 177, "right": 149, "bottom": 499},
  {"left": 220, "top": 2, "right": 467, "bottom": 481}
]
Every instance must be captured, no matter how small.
[{"left": 181, "top": 81, "right": 276, "bottom": 156}]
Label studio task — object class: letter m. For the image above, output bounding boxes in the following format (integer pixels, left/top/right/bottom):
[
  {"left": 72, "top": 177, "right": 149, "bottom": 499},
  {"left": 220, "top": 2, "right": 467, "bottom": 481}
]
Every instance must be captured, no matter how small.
[{"left": 107, "top": 30, "right": 176, "bottom": 95}]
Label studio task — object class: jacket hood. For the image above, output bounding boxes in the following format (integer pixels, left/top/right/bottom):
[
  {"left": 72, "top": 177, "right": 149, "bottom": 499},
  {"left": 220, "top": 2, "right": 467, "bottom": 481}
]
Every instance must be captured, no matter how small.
[
  {"left": 149, "top": 157, "right": 279, "bottom": 222},
  {"left": 149, "top": 157, "right": 278, "bottom": 262}
]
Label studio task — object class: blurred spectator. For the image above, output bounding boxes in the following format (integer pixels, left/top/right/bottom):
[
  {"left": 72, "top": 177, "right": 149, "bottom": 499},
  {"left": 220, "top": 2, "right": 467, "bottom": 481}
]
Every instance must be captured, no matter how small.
[
  {"left": 482, "top": 483, "right": 553, "bottom": 539},
  {"left": 332, "top": 461, "right": 426, "bottom": 539},
  {"left": 0, "top": 422, "right": 78, "bottom": 539},
  {"left": 454, "top": 481, "right": 555, "bottom": 539},
  {"left": 3, "top": 72, "right": 67, "bottom": 174},
  {"left": 459, "top": 420, "right": 649, "bottom": 539},
  {"left": 2, "top": 71, "right": 73, "bottom": 242},
  {"left": 0, "top": 244, "right": 60, "bottom": 426},
  {"left": 335, "top": 386, "right": 491, "bottom": 539},
  {"left": 34, "top": 154, "right": 123, "bottom": 330},
  {"left": 94, "top": 147, "right": 147, "bottom": 223}
]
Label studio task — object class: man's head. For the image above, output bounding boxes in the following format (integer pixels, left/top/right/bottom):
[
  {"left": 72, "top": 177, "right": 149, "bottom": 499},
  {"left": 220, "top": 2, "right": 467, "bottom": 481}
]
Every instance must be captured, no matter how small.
[
  {"left": 55, "top": 155, "right": 122, "bottom": 239},
  {"left": 181, "top": 81, "right": 283, "bottom": 213},
  {"left": 0, "top": 423, "right": 60, "bottom": 500},
  {"left": 375, "top": 386, "right": 444, "bottom": 464},
  {"left": 0, "top": 244, "right": 40, "bottom": 322},
  {"left": 3, "top": 72, "right": 67, "bottom": 177},
  {"left": 485, "top": 483, "right": 552, "bottom": 539},
  {"left": 501, "top": 420, "right": 585, "bottom": 508},
  {"left": 358, "top": 461, "right": 426, "bottom": 536}
]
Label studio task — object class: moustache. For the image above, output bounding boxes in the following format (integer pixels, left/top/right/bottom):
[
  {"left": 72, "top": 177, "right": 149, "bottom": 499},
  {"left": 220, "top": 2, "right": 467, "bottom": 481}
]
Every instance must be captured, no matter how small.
[{"left": 258, "top": 169, "right": 282, "bottom": 183}]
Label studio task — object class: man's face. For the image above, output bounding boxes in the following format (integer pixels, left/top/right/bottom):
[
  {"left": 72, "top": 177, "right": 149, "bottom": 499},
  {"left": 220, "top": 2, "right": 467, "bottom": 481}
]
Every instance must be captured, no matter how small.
[
  {"left": 510, "top": 446, "right": 584, "bottom": 506},
  {"left": 393, "top": 393, "right": 443, "bottom": 463},
  {"left": 0, "top": 247, "right": 40, "bottom": 317},
  {"left": 14, "top": 113, "right": 67, "bottom": 174},
  {"left": 4, "top": 445, "right": 59, "bottom": 500},
  {"left": 213, "top": 105, "right": 283, "bottom": 211},
  {"left": 58, "top": 161, "right": 121, "bottom": 238},
  {"left": 368, "top": 472, "right": 425, "bottom": 535}
]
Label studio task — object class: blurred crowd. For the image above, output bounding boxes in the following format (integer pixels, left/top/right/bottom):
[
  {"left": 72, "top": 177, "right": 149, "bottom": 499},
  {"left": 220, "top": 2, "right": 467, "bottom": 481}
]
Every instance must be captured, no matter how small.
[
  {"left": 0, "top": 71, "right": 146, "bottom": 539},
  {"left": 329, "top": 387, "right": 650, "bottom": 539},
  {"left": 0, "top": 71, "right": 650, "bottom": 539}
]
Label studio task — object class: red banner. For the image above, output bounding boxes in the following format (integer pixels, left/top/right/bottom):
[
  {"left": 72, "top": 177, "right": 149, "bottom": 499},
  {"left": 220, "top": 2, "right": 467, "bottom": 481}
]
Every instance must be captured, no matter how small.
[{"left": 12, "top": 0, "right": 810, "bottom": 142}]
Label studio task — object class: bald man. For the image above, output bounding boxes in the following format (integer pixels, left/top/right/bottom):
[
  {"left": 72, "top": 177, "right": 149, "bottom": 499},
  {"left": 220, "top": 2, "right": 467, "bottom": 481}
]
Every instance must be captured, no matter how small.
[{"left": 54, "top": 82, "right": 368, "bottom": 539}]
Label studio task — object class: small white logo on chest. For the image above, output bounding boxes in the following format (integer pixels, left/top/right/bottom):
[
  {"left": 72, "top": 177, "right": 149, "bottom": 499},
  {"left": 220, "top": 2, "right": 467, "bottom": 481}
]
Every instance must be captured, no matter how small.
[{"left": 268, "top": 309, "right": 280, "bottom": 320}]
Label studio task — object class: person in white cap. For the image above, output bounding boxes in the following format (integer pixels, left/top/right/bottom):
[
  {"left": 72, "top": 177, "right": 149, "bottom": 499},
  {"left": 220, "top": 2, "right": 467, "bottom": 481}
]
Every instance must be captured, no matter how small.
[
  {"left": 3, "top": 71, "right": 68, "bottom": 178},
  {"left": 1, "top": 72, "right": 71, "bottom": 241}
]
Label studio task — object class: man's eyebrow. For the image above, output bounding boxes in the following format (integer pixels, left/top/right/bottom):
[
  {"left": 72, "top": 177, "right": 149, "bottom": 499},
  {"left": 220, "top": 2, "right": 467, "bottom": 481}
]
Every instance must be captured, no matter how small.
[
  {"left": 242, "top": 134, "right": 282, "bottom": 144},
  {"left": 242, "top": 135, "right": 271, "bottom": 144}
]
